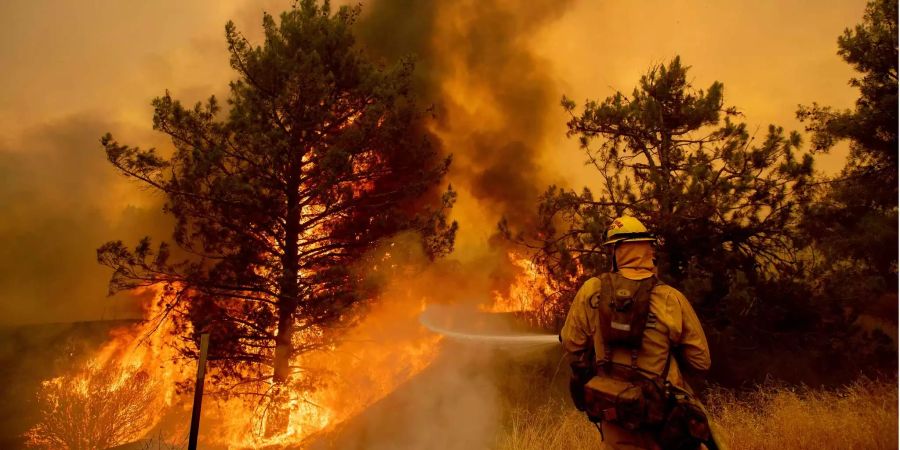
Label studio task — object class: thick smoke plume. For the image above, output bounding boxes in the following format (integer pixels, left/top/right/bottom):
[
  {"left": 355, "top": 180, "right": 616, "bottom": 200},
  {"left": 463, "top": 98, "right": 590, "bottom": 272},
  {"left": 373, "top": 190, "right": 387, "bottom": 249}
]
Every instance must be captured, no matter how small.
[
  {"left": 359, "top": 0, "right": 575, "bottom": 233},
  {"left": 304, "top": 1, "right": 580, "bottom": 447}
]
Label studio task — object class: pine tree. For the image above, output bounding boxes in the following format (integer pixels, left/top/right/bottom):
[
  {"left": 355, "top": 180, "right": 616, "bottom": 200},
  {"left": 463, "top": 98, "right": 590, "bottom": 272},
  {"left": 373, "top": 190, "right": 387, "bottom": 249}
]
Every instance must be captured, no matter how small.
[
  {"left": 797, "top": 0, "right": 898, "bottom": 275},
  {"left": 98, "top": 0, "right": 456, "bottom": 388},
  {"left": 519, "top": 57, "right": 813, "bottom": 322}
]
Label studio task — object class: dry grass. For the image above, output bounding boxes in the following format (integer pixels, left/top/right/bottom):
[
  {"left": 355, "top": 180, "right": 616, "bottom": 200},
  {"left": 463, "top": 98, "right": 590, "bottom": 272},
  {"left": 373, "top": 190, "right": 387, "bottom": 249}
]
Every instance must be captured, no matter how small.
[
  {"left": 706, "top": 377, "right": 898, "bottom": 450},
  {"left": 493, "top": 398, "right": 600, "bottom": 450},
  {"left": 493, "top": 378, "right": 898, "bottom": 450}
]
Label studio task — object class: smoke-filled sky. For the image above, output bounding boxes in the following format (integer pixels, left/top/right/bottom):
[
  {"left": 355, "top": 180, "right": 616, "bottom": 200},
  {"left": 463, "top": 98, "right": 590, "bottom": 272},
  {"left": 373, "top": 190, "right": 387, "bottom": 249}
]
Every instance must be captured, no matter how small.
[{"left": 0, "top": 0, "right": 865, "bottom": 325}]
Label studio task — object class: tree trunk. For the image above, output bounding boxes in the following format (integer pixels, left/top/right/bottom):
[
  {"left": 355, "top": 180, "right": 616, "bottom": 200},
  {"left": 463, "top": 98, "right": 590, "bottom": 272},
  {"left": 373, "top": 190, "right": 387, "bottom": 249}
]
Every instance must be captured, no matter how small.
[
  {"left": 273, "top": 297, "right": 296, "bottom": 383},
  {"left": 268, "top": 192, "right": 298, "bottom": 438},
  {"left": 274, "top": 176, "right": 300, "bottom": 383}
]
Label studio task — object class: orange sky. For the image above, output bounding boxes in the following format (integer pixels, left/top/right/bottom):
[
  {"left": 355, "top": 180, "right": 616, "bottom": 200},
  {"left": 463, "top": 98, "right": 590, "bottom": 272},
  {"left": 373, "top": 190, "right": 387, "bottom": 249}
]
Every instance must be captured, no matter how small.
[
  {"left": 535, "top": 0, "right": 862, "bottom": 190},
  {"left": 0, "top": 0, "right": 866, "bottom": 324}
]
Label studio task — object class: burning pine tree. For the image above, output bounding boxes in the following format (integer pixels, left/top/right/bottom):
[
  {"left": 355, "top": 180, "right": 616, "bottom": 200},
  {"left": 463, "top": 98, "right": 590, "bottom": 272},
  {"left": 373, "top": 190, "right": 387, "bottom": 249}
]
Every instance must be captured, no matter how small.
[{"left": 97, "top": 0, "right": 455, "bottom": 406}]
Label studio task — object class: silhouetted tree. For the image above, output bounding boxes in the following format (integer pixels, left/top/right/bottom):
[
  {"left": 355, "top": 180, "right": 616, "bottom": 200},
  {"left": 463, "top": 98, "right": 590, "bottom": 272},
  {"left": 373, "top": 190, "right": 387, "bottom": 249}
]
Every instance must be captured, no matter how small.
[
  {"left": 796, "top": 0, "right": 897, "bottom": 274},
  {"left": 513, "top": 57, "right": 814, "bottom": 340},
  {"left": 798, "top": 0, "right": 897, "bottom": 202},
  {"left": 794, "top": 0, "right": 898, "bottom": 377},
  {"left": 98, "top": 0, "right": 455, "bottom": 390}
]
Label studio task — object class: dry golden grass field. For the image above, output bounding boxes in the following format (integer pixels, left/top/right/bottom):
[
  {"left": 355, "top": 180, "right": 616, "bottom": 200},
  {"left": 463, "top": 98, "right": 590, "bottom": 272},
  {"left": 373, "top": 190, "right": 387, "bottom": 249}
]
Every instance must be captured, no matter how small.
[{"left": 494, "top": 378, "right": 898, "bottom": 450}]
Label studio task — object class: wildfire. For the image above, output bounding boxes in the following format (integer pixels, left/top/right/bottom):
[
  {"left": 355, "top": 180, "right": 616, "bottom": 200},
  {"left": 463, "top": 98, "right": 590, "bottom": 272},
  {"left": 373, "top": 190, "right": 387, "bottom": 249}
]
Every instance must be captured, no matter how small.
[
  {"left": 24, "top": 0, "right": 570, "bottom": 443},
  {"left": 208, "top": 294, "right": 442, "bottom": 449},
  {"left": 484, "top": 250, "right": 587, "bottom": 332},
  {"left": 26, "top": 245, "right": 555, "bottom": 449},
  {"left": 26, "top": 266, "right": 443, "bottom": 449},
  {"left": 487, "top": 251, "right": 553, "bottom": 314},
  {"left": 25, "top": 286, "right": 190, "bottom": 449}
]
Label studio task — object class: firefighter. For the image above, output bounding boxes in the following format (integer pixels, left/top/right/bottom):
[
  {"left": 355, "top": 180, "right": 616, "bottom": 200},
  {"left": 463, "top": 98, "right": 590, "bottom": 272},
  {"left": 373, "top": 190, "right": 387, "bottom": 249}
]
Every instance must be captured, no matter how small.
[{"left": 559, "top": 216, "right": 714, "bottom": 450}]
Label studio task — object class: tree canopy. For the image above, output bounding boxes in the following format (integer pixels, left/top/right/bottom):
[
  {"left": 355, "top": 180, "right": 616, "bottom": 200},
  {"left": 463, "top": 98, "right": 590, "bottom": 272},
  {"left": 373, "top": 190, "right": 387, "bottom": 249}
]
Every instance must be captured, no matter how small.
[
  {"left": 514, "top": 3, "right": 898, "bottom": 381},
  {"left": 98, "top": 0, "right": 455, "bottom": 389},
  {"left": 797, "top": 0, "right": 898, "bottom": 277},
  {"left": 520, "top": 57, "right": 813, "bottom": 322},
  {"left": 787, "top": 0, "right": 898, "bottom": 378},
  {"left": 798, "top": 0, "right": 898, "bottom": 198}
]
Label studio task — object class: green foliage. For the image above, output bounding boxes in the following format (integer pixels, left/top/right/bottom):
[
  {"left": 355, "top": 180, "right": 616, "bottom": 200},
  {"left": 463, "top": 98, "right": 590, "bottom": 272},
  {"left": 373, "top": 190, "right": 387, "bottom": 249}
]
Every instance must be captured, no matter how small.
[
  {"left": 521, "top": 57, "right": 813, "bottom": 324},
  {"left": 98, "top": 0, "right": 455, "bottom": 389}
]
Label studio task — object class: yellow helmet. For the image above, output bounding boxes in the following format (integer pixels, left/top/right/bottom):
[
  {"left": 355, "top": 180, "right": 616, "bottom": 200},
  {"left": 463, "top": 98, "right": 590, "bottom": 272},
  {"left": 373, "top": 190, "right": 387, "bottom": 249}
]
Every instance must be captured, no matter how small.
[{"left": 602, "top": 216, "right": 656, "bottom": 246}]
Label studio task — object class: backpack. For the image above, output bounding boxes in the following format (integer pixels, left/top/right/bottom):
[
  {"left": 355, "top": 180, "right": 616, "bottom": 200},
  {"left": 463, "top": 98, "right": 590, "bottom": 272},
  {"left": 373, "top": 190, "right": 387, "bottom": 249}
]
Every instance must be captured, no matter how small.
[{"left": 581, "top": 272, "right": 671, "bottom": 431}]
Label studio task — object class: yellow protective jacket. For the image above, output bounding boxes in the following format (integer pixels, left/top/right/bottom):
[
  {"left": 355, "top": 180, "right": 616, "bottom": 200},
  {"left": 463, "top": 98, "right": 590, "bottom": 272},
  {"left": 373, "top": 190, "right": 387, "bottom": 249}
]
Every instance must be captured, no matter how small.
[{"left": 560, "top": 243, "right": 711, "bottom": 391}]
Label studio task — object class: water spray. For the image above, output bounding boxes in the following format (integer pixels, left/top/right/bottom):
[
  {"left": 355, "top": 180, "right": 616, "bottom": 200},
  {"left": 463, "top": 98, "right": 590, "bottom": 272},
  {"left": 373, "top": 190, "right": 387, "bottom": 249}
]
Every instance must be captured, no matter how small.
[{"left": 419, "top": 305, "right": 559, "bottom": 345}]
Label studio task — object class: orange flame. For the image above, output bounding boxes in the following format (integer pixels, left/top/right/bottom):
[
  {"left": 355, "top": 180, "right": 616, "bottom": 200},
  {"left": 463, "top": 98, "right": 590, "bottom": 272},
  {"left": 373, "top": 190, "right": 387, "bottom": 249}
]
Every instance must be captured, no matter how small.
[
  {"left": 487, "top": 251, "right": 553, "bottom": 314},
  {"left": 27, "top": 261, "right": 443, "bottom": 449}
]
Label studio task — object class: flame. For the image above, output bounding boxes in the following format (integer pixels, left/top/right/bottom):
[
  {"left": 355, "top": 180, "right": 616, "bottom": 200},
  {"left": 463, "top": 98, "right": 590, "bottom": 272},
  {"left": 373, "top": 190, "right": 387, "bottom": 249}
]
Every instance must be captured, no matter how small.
[
  {"left": 485, "top": 250, "right": 587, "bottom": 331},
  {"left": 25, "top": 0, "right": 574, "bottom": 445},
  {"left": 27, "top": 118, "right": 446, "bottom": 449},
  {"left": 487, "top": 251, "right": 553, "bottom": 314},
  {"left": 207, "top": 295, "right": 441, "bottom": 448},
  {"left": 25, "top": 286, "right": 191, "bottom": 449},
  {"left": 27, "top": 261, "right": 443, "bottom": 449}
]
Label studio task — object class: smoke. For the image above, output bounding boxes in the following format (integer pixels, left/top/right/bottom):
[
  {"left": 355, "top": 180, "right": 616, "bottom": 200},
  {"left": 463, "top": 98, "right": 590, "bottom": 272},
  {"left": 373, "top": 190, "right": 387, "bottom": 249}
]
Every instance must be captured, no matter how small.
[
  {"left": 435, "top": 1, "right": 575, "bottom": 229},
  {"left": 297, "top": 233, "right": 559, "bottom": 450},
  {"left": 0, "top": 115, "right": 172, "bottom": 325},
  {"left": 0, "top": 113, "right": 172, "bottom": 441},
  {"left": 359, "top": 0, "right": 575, "bottom": 237},
  {"left": 288, "top": 2, "right": 581, "bottom": 447},
  {"left": 354, "top": 0, "right": 578, "bottom": 352},
  {"left": 0, "top": 1, "right": 578, "bottom": 444},
  {"left": 0, "top": 0, "right": 874, "bottom": 448},
  {"left": 311, "top": 344, "right": 504, "bottom": 450},
  {"left": 0, "top": 0, "right": 298, "bottom": 326}
]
